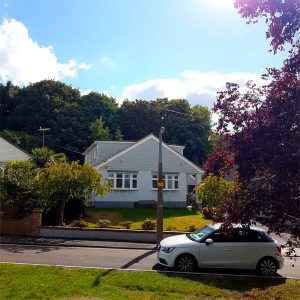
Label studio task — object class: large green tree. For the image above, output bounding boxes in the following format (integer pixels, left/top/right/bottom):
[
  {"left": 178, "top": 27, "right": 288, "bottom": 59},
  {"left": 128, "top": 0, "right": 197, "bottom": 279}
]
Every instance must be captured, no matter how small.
[
  {"left": 0, "top": 81, "right": 20, "bottom": 131},
  {"left": 119, "top": 98, "right": 212, "bottom": 165},
  {"left": 36, "top": 161, "right": 111, "bottom": 225},
  {"left": 89, "top": 116, "right": 112, "bottom": 141},
  {"left": 4, "top": 80, "right": 86, "bottom": 159}
]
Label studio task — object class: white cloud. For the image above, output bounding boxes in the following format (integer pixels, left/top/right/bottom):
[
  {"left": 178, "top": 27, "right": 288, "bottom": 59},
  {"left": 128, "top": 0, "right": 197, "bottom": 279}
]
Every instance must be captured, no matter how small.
[
  {"left": 0, "top": 18, "right": 91, "bottom": 85},
  {"left": 117, "top": 70, "right": 265, "bottom": 108},
  {"left": 80, "top": 89, "right": 93, "bottom": 96},
  {"left": 80, "top": 88, "right": 112, "bottom": 97},
  {"left": 78, "top": 62, "right": 91, "bottom": 70},
  {"left": 100, "top": 56, "right": 117, "bottom": 70}
]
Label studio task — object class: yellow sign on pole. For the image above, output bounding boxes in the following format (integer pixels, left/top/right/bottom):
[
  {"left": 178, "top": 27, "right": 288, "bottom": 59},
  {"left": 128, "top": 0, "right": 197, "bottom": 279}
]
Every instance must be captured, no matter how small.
[{"left": 157, "top": 181, "right": 165, "bottom": 188}]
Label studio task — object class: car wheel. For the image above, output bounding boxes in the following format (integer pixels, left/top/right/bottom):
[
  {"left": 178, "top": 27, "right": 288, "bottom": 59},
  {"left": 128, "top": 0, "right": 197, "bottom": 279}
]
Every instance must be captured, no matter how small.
[
  {"left": 175, "top": 255, "right": 196, "bottom": 272},
  {"left": 257, "top": 257, "right": 278, "bottom": 276}
]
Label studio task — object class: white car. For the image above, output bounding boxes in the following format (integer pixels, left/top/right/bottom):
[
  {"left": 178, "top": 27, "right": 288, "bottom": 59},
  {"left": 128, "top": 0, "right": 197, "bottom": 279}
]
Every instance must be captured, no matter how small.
[{"left": 157, "top": 223, "right": 284, "bottom": 276}]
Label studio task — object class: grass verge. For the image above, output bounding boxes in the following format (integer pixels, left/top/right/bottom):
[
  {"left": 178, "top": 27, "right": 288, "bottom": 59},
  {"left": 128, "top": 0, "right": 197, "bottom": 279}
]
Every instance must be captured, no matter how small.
[
  {"left": 0, "top": 264, "right": 299, "bottom": 300},
  {"left": 84, "top": 207, "right": 210, "bottom": 231}
]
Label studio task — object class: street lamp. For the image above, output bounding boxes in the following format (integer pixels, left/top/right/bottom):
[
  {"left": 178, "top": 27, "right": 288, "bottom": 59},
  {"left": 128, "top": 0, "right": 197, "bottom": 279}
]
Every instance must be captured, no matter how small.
[
  {"left": 156, "top": 126, "right": 165, "bottom": 247},
  {"left": 38, "top": 127, "right": 50, "bottom": 148}
]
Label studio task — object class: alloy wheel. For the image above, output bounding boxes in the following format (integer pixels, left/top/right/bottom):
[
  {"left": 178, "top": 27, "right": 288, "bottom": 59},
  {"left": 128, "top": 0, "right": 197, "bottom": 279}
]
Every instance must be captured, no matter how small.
[
  {"left": 259, "top": 258, "right": 277, "bottom": 276},
  {"left": 176, "top": 256, "right": 195, "bottom": 272}
]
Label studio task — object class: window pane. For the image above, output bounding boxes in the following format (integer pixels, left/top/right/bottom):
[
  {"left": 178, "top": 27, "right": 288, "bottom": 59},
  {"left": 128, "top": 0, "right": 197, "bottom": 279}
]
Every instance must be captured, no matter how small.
[
  {"left": 132, "top": 179, "right": 137, "bottom": 188},
  {"left": 109, "top": 178, "right": 115, "bottom": 188},
  {"left": 116, "top": 173, "right": 123, "bottom": 188},
  {"left": 167, "top": 179, "right": 173, "bottom": 189},
  {"left": 152, "top": 179, "right": 157, "bottom": 188},
  {"left": 124, "top": 173, "right": 130, "bottom": 188},
  {"left": 174, "top": 180, "right": 178, "bottom": 189}
]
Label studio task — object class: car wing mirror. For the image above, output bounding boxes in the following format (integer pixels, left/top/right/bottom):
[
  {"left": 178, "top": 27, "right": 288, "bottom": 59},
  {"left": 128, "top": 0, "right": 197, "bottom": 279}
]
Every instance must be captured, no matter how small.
[{"left": 205, "top": 238, "right": 213, "bottom": 246}]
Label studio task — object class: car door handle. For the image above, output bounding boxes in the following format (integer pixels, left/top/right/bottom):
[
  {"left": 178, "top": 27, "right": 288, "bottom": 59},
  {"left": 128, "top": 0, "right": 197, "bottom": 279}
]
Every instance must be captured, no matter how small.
[{"left": 225, "top": 248, "right": 232, "bottom": 251}]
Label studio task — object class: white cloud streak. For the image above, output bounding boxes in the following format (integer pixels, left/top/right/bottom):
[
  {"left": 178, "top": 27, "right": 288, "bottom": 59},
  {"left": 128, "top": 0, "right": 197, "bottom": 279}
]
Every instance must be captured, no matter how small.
[
  {"left": 0, "top": 18, "right": 91, "bottom": 85},
  {"left": 118, "top": 70, "right": 265, "bottom": 108}
]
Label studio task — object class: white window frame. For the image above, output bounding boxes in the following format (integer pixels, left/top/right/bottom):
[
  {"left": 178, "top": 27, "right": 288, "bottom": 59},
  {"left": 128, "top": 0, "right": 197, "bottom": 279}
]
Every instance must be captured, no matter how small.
[
  {"left": 152, "top": 173, "right": 179, "bottom": 190},
  {"left": 108, "top": 171, "right": 138, "bottom": 190}
]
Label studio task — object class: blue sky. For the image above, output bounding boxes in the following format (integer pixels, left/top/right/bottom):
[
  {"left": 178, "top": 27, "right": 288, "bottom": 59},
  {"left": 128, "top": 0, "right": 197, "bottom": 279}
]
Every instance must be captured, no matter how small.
[{"left": 0, "top": 0, "right": 285, "bottom": 108}]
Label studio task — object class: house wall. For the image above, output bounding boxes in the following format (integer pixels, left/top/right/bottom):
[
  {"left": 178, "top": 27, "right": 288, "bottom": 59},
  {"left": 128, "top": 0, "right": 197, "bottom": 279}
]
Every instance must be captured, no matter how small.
[
  {"left": 0, "top": 137, "right": 30, "bottom": 161},
  {"left": 98, "top": 138, "right": 199, "bottom": 174},
  {"left": 94, "top": 170, "right": 187, "bottom": 208},
  {"left": 88, "top": 136, "right": 203, "bottom": 208}
]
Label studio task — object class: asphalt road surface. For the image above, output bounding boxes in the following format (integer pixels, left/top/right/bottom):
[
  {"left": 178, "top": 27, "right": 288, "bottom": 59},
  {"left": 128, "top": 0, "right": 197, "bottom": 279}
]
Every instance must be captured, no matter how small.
[{"left": 0, "top": 243, "right": 299, "bottom": 278}]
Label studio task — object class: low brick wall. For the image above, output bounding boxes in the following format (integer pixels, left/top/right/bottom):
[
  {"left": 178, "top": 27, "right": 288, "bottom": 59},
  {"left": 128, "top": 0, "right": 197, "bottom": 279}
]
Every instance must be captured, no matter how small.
[
  {"left": 40, "top": 226, "right": 185, "bottom": 243},
  {"left": 0, "top": 209, "right": 42, "bottom": 236}
]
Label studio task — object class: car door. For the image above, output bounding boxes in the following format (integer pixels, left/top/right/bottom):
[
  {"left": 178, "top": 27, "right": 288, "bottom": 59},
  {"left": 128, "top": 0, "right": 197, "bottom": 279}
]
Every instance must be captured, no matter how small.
[
  {"left": 233, "top": 229, "right": 263, "bottom": 269},
  {"left": 198, "top": 230, "right": 235, "bottom": 268}
]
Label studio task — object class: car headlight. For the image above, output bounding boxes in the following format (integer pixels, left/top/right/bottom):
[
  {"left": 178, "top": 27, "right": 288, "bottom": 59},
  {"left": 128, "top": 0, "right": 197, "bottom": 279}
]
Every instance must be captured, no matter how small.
[{"left": 161, "top": 247, "right": 175, "bottom": 253}]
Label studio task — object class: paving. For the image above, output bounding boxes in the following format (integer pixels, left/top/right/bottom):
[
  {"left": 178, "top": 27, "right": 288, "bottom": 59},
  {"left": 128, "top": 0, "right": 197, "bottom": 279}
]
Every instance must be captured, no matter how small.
[
  {"left": 0, "top": 235, "right": 156, "bottom": 250},
  {"left": 1, "top": 235, "right": 299, "bottom": 256}
]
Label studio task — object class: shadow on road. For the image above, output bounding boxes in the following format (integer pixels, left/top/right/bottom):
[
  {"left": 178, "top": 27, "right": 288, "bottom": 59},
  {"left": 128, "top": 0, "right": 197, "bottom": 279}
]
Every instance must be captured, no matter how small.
[
  {"left": 120, "top": 250, "right": 157, "bottom": 269},
  {"left": 0, "top": 243, "right": 60, "bottom": 254}
]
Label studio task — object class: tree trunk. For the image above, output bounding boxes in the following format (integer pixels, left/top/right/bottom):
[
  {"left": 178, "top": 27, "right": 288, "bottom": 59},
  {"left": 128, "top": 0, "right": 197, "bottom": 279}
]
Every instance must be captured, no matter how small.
[{"left": 58, "top": 196, "right": 67, "bottom": 226}]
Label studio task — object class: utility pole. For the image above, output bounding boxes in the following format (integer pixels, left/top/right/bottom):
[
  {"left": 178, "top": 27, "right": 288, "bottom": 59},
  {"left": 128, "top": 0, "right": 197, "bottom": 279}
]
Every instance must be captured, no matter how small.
[
  {"left": 38, "top": 127, "right": 50, "bottom": 148},
  {"left": 156, "top": 126, "right": 165, "bottom": 248}
]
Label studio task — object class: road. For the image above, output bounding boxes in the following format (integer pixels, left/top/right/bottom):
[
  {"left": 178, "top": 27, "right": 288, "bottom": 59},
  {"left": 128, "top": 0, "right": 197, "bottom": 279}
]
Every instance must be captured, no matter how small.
[{"left": 0, "top": 243, "right": 299, "bottom": 278}]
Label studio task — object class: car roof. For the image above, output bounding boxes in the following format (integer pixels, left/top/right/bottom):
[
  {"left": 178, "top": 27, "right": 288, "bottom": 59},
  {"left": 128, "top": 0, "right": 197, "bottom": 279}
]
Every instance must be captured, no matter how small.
[{"left": 208, "top": 223, "right": 266, "bottom": 233}]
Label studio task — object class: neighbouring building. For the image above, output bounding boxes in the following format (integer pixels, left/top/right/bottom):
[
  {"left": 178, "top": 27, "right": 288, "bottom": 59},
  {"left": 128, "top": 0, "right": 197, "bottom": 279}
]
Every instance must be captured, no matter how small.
[
  {"left": 83, "top": 134, "right": 204, "bottom": 208},
  {"left": 0, "top": 136, "right": 30, "bottom": 162}
]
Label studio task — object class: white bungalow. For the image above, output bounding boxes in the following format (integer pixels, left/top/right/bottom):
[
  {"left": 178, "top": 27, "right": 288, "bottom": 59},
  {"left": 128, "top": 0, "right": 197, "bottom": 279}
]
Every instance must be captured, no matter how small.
[{"left": 83, "top": 134, "right": 204, "bottom": 208}]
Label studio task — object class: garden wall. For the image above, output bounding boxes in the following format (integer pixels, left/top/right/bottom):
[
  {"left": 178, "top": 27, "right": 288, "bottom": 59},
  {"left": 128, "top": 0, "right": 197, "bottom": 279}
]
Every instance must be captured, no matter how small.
[
  {"left": 40, "top": 226, "right": 183, "bottom": 243},
  {"left": 0, "top": 209, "right": 42, "bottom": 236}
]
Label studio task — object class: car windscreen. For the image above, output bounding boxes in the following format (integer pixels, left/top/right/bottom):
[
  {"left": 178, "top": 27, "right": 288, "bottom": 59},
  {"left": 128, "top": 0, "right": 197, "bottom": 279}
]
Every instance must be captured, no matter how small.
[{"left": 187, "top": 225, "right": 215, "bottom": 241}]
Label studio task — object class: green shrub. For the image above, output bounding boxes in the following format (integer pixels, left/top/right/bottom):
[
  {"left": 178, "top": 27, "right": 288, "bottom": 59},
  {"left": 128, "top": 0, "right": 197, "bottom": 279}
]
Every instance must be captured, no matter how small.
[
  {"left": 69, "top": 219, "right": 88, "bottom": 227},
  {"left": 195, "top": 174, "right": 236, "bottom": 218},
  {"left": 0, "top": 160, "right": 38, "bottom": 219},
  {"left": 166, "top": 226, "right": 177, "bottom": 231},
  {"left": 141, "top": 218, "right": 156, "bottom": 230},
  {"left": 185, "top": 225, "right": 196, "bottom": 232},
  {"left": 120, "top": 220, "right": 133, "bottom": 229},
  {"left": 202, "top": 206, "right": 217, "bottom": 219},
  {"left": 96, "top": 219, "right": 111, "bottom": 228}
]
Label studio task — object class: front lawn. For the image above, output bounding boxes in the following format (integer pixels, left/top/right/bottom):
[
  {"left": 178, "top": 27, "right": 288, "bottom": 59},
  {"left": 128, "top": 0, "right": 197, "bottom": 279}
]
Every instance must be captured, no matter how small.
[
  {"left": 83, "top": 207, "right": 210, "bottom": 231},
  {"left": 0, "top": 264, "right": 299, "bottom": 300}
]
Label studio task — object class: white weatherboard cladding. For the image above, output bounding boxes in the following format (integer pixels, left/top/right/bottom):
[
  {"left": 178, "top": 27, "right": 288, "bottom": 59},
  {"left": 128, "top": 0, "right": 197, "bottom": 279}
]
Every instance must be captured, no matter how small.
[
  {"left": 96, "top": 170, "right": 187, "bottom": 203},
  {"left": 100, "top": 137, "right": 200, "bottom": 174},
  {"left": 0, "top": 137, "right": 30, "bottom": 161}
]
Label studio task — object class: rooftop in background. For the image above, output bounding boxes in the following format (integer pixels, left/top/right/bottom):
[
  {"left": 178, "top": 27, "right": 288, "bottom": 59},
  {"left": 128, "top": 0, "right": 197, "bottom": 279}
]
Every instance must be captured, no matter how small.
[{"left": 0, "top": 136, "right": 30, "bottom": 162}]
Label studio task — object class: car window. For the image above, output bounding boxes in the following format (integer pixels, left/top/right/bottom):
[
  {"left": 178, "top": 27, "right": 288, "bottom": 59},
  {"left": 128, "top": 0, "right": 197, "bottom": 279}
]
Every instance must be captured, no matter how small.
[
  {"left": 233, "top": 229, "right": 263, "bottom": 242},
  {"left": 207, "top": 231, "right": 235, "bottom": 243},
  {"left": 188, "top": 225, "right": 215, "bottom": 241}
]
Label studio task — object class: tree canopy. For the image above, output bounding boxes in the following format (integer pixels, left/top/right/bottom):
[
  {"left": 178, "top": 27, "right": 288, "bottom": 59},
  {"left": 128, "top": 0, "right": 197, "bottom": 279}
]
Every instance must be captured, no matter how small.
[
  {"left": 205, "top": 0, "right": 300, "bottom": 242},
  {"left": 36, "top": 160, "right": 111, "bottom": 225},
  {"left": 1, "top": 80, "right": 212, "bottom": 165}
]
